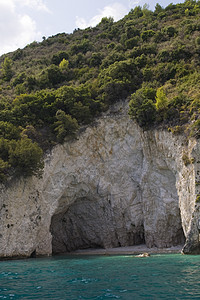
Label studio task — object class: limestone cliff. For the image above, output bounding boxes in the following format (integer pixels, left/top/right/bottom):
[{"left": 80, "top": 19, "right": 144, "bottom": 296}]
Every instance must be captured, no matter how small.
[{"left": 0, "top": 102, "right": 199, "bottom": 258}]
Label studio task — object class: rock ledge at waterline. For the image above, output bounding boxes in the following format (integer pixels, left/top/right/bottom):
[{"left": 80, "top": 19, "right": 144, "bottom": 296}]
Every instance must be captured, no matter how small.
[{"left": 0, "top": 102, "right": 200, "bottom": 258}]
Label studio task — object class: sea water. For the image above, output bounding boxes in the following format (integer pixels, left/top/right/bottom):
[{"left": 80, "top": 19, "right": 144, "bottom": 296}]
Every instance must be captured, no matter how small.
[{"left": 0, "top": 254, "right": 199, "bottom": 299}]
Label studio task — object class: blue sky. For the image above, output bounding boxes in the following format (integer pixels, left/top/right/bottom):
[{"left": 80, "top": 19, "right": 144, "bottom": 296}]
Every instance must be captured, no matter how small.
[{"left": 0, "top": 0, "right": 184, "bottom": 56}]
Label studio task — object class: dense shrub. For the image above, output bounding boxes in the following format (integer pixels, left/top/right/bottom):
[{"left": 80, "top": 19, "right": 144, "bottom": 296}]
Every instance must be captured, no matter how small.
[
  {"left": 0, "top": 121, "right": 21, "bottom": 140},
  {"left": 8, "top": 138, "right": 44, "bottom": 177},
  {"left": 1, "top": 57, "right": 13, "bottom": 81},
  {"left": 125, "top": 37, "right": 139, "bottom": 49},
  {"left": 54, "top": 110, "right": 79, "bottom": 142},
  {"left": 39, "top": 65, "right": 64, "bottom": 87},
  {"left": 51, "top": 51, "right": 69, "bottom": 65},
  {"left": 12, "top": 72, "right": 26, "bottom": 86},
  {"left": 129, "top": 87, "right": 156, "bottom": 127},
  {"left": 141, "top": 30, "right": 156, "bottom": 41}
]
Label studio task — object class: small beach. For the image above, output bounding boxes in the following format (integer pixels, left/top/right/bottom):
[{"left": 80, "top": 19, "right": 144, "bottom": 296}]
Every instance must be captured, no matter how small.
[{"left": 68, "top": 244, "right": 183, "bottom": 255}]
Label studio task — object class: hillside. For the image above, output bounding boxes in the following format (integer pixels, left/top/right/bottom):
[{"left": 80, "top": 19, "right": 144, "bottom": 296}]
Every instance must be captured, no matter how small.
[{"left": 0, "top": 0, "right": 200, "bottom": 181}]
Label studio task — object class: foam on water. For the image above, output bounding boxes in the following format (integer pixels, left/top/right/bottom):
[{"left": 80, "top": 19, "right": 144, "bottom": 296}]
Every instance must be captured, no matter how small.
[{"left": 0, "top": 254, "right": 200, "bottom": 299}]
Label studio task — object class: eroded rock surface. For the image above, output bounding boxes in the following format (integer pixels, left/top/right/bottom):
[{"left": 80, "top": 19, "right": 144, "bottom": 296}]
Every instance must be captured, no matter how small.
[{"left": 0, "top": 102, "right": 199, "bottom": 257}]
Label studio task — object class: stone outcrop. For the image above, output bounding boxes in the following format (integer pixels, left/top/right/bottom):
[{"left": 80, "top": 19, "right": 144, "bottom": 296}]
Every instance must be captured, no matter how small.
[{"left": 0, "top": 101, "right": 199, "bottom": 257}]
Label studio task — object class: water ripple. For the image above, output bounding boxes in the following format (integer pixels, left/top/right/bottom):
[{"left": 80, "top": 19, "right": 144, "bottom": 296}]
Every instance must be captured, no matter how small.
[{"left": 0, "top": 254, "right": 199, "bottom": 299}]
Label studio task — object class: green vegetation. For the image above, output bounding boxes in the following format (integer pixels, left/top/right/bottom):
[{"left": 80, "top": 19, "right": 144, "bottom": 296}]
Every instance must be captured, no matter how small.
[
  {"left": 196, "top": 195, "right": 200, "bottom": 203},
  {"left": 182, "top": 153, "right": 192, "bottom": 166},
  {"left": 1, "top": 57, "right": 13, "bottom": 81},
  {"left": 0, "top": 0, "right": 200, "bottom": 181},
  {"left": 54, "top": 110, "right": 79, "bottom": 142}
]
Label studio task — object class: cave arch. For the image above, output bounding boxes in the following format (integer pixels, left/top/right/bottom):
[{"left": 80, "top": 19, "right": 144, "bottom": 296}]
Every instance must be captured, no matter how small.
[
  {"left": 49, "top": 166, "right": 185, "bottom": 254},
  {"left": 50, "top": 195, "right": 145, "bottom": 254},
  {"left": 48, "top": 118, "right": 186, "bottom": 255}
]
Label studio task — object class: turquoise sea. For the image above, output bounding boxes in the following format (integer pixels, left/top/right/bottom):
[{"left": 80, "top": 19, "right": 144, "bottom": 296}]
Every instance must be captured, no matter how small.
[{"left": 0, "top": 254, "right": 199, "bottom": 299}]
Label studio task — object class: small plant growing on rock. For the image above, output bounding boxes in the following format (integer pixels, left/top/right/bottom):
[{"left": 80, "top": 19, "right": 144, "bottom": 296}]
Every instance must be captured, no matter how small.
[
  {"left": 182, "top": 153, "right": 192, "bottom": 166},
  {"left": 168, "top": 125, "right": 183, "bottom": 135},
  {"left": 196, "top": 195, "right": 200, "bottom": 203}
]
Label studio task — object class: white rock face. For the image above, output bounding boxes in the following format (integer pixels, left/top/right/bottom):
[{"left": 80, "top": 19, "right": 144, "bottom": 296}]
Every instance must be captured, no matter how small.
[{"left": 0, "top": 102, "right": 199, "bottom": 257}]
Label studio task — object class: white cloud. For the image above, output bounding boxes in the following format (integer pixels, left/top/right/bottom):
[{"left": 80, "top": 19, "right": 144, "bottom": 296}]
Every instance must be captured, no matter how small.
[
  {"left": 0, "top": 0, "right": 49, "bottom": 55},
  {"left": 0, "top": 0, "right": 15, "bottom": 12},
  {"left": 128, "top": 0, "right": 140, "bottom": 8},
  {"left": 76, "top": 3, "right": 128, "bottom": 29},
  {"left": 15, "top": 0, "right": 50, "bottom": 12}
]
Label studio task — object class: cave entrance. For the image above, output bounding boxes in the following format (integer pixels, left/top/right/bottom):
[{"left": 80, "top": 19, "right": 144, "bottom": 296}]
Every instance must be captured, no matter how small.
[
  {"left": 50, "top": 196, "right": 145, "bottom": 254},
  {"left": 50, "top": 167, "right": 186, "bottom": 254}
]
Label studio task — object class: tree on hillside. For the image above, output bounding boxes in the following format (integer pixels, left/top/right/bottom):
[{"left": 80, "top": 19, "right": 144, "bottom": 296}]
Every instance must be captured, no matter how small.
[
  {"left": 1, "top": 57, "right": 13, "bottom": 81},
  {"left": 155, "top": 87, "right": 168, "bottom": 111},
  {"left": 54, "top": 110, "right": 79, "bottom": 142}
]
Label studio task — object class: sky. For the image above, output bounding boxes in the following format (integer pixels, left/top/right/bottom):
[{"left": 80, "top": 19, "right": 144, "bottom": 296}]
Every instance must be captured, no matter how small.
[{"left": 0, "top": 0, "right": 184, "bottom": 56}]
